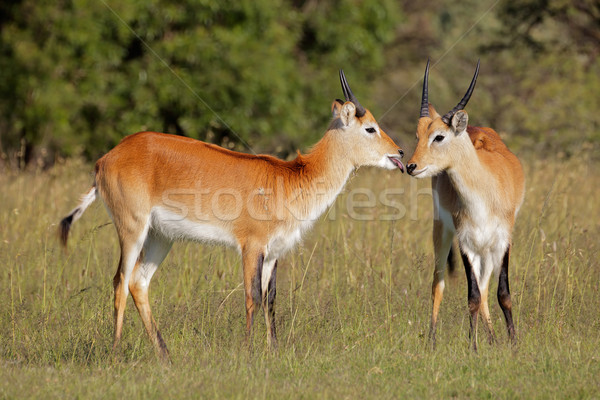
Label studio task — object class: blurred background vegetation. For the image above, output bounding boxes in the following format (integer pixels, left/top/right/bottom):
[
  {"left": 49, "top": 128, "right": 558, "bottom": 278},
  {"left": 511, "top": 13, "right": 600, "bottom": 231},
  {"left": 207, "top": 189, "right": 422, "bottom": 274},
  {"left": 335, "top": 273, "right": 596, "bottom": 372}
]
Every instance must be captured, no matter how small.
[{"left": 0, "top": 0, "right": 598, "bottom": 169}]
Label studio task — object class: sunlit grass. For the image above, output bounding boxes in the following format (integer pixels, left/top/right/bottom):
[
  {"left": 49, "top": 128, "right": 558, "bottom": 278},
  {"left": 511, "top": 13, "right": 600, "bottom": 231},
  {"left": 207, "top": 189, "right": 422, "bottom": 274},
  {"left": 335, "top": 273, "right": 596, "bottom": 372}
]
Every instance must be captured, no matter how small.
[{"left": 1, "top": 152, "right": 599, "bottom": 398}]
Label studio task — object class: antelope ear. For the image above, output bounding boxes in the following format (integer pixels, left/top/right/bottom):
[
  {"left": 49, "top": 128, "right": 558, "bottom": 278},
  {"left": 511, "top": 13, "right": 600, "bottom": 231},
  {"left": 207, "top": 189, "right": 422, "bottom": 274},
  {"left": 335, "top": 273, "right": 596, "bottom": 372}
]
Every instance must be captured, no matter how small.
[
  {"left": 340, "top": 102, "right": 357, "bottom": 127},
  {"left": 451, "top": 110, "right": 468, "bottom": 134},
  {"left": 429, "top": 104, "right": 441, "bottom": 119},
  {"left": 331, "top": 99, "right": 344, "bottom": 118}
]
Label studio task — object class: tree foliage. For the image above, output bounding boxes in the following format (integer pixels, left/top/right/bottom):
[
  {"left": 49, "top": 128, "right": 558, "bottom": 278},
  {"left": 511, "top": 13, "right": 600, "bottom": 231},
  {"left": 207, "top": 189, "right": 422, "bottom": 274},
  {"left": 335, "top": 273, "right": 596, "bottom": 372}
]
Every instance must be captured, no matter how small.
[
  {"left": 0, "top": 0, "right": 598, "bottom": 168},
  {"left": 0, "top": 0, "right": 402, "bottom": 166},
  {"left": 378, "top": 0, "right": 600, "bottom": 156}
]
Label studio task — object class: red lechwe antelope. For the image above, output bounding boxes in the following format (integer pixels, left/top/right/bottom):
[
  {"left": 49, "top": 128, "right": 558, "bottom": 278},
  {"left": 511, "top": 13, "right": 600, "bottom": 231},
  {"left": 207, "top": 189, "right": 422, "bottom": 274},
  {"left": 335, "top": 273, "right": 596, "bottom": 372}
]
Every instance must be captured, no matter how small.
[
  {"left": 406, "top": 60, "right": 524, "bottom": 350},
  {"left": 60, "top": 71, "right": 405, "bottom": 361}
]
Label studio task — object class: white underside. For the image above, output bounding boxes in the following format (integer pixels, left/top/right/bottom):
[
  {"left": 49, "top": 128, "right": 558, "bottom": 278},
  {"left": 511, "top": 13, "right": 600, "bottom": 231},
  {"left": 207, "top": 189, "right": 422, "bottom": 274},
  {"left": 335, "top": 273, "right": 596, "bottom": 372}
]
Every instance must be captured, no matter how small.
[
  {"left": 457, "top": 216, "right": 510, "bottom": 292},
  {"left": 150, "top": 207, "right": 239, "bottom": 249},
  {"left": 438, "top": 199, "right": 510, "bottom": 292},
  {"left": 149, "top": 207, "right": 316, "bottom": 258}
]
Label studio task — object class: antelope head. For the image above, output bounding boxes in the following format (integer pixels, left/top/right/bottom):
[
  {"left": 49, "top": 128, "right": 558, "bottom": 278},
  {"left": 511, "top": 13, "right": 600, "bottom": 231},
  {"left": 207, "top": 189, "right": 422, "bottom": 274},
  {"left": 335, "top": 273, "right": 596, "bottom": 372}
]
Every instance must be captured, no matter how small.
[
  {"left": 406, "top": 60, "right": 480, "bottom": 178},
  {"left": 331, "top": 70, "right": 405, "bottom": 172}
]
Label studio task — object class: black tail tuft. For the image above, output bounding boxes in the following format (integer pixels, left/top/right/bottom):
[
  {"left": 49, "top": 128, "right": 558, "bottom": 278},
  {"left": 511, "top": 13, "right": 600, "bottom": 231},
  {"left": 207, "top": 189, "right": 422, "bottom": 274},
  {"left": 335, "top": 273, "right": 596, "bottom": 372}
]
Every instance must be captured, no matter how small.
[
  {"left": 447, "top": 245, "right": 457, "bottom": 276},
  {"left": 59, "top": 213, "right": 75, "bottom": 248}
]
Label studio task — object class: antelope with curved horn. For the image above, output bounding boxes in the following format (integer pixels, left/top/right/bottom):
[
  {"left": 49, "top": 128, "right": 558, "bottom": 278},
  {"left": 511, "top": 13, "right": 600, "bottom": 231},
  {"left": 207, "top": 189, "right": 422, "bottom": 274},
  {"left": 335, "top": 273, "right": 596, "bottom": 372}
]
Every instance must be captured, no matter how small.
[
  {"left": 406, "top": 60, "right": 524, "bottom": 350},
  {"left": 59, "top": 71, "right": 404, "bottom": 361}
]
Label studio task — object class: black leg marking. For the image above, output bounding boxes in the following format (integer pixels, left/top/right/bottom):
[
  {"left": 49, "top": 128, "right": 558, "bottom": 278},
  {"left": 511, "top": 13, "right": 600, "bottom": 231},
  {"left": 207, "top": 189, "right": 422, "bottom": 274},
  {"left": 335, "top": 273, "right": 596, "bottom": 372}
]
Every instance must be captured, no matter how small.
[
  {"left": 266, "top": 261, "right": 277, "bottom": 310},
  {"left": 461, "top": 250, "right": 481, "bottom": 351},
  {"left": 447, "top": 245, "right": 456, "bottom": 275},
  {"left": 156, "top": 330, "right": 171, "bottom": 363},
  {"left": 252, "top": 253, "right": 264, "bottom": 307},
  {"left": 265, "top": 261, "right": 277, "bottom": 342},
  {"left": 497, "top": 246, "right": 516, "bottom": 342}
]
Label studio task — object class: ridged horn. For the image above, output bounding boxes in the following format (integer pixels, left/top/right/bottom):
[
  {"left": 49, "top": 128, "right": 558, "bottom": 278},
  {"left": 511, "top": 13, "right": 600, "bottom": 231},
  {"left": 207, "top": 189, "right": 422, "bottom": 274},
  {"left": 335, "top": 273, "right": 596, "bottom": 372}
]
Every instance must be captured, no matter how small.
[
  {"left": 339, "top": 69, "right": 366, "bottom": 118},
  {"left": 441, "top": 60, "right": 480, "bottom": 125},
  {"left": 420, "top": 59, "right": 430, "bottom": 118}
]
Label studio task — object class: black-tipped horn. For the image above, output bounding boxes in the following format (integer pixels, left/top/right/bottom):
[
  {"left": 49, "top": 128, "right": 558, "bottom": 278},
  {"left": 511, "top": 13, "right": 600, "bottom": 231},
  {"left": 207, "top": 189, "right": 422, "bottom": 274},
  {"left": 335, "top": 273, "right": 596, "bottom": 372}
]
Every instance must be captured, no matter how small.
[
  {"left": 420, "top": 59, "right": 430, "bottom": 118},
  {"left": 441, "top": 60, "right": 480, "bottom": 125},
  {"left": 339, "top": 69, "right": 366, "bottom": 118}
]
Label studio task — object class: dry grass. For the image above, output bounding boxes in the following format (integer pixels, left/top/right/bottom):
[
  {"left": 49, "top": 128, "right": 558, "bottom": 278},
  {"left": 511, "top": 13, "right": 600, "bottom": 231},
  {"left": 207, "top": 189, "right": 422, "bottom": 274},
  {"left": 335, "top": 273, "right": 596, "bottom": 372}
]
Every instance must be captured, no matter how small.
[{"left": 1, "top": 151, "right": 599, "bottom": 398}]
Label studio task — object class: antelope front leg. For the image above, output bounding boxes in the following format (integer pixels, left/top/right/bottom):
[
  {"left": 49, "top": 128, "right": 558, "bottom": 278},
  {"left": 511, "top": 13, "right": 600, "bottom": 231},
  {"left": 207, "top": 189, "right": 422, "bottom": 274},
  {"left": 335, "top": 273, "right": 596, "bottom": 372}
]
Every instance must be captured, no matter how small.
[
  {"left": 461, "top": 250, "right": 481, "bottom": 352},
  {"left": 262, "top": 260, "right": 278, "bottom": 350},
  {"left": 430, "top": 266, "right": 445, "bottom": 348},
  {"left": 498, "top": 246, "right": 516, "bottom": 343},
  {"left": 479, "top": 288, "right": 496, "bottom": 345},
  {"left": 429, "top": 204, "right": 455, "bottom": 348},
  {"left": 242, "top": 247, "right": 264, "bottom": 345}
]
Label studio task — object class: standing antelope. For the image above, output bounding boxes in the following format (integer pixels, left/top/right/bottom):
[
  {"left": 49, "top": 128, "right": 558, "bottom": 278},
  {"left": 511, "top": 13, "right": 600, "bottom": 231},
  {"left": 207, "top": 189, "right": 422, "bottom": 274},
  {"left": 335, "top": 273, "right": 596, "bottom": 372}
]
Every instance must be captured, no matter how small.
[
  {"left": 406, "top": 60, "right": 524, "bottom": 350},
  {"left": 60, "top": 71, "right": 405, "bottom": 361}
]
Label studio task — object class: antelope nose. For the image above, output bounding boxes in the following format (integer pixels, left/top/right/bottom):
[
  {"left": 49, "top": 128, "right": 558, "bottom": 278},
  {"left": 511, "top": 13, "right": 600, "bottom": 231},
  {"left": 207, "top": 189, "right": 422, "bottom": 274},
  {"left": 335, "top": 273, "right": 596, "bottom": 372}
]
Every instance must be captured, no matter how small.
[
  {"left": 398, "top": 149, "right": 404, "bottom": 158},
  {"left": 406, "top": 163, "right": 417, "bottom": 175}
]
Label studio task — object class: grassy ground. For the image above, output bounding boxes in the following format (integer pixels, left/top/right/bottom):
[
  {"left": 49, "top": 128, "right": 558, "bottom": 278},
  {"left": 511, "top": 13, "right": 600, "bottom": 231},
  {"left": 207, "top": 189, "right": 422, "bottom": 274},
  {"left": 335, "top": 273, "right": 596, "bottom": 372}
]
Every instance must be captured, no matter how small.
[{"left": 1, "top": 150, "right": 599, "bottom": 399}]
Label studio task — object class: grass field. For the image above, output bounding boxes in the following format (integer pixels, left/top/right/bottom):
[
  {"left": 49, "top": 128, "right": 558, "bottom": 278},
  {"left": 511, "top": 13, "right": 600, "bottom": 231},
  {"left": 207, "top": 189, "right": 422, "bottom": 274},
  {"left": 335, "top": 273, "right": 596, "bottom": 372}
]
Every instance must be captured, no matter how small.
[{"left": 1, "top": 150, "right": 599, "bottom": 399}]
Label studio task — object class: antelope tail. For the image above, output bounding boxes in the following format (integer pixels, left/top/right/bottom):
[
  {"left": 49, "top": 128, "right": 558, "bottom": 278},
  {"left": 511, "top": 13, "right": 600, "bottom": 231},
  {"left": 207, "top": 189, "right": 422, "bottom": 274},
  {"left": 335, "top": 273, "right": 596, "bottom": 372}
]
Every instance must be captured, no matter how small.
[{"left": 59, "top": 186, "right": 97, "bottom": 247}]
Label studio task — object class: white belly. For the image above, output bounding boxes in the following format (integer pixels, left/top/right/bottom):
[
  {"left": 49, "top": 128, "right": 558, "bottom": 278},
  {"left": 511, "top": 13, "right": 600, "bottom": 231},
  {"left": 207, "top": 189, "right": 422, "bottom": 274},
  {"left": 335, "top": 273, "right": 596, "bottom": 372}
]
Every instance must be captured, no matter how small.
[
  {"left": 150, "top": 207, "right": 238, "bottom": 249},
  {"left": 458, "top": 217, "right": 510, "bottom": 290}
]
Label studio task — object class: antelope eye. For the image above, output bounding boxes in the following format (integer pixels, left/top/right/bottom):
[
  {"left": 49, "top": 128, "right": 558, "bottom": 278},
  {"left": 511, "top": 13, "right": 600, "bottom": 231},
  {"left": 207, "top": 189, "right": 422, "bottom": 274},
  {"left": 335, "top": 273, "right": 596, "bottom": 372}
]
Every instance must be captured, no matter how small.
[
  {"left": 365, "top": 127, "right": 376, "bottom": 134},
  {"left": 434, "top": 135, "right": 445, "bottom": 142}
]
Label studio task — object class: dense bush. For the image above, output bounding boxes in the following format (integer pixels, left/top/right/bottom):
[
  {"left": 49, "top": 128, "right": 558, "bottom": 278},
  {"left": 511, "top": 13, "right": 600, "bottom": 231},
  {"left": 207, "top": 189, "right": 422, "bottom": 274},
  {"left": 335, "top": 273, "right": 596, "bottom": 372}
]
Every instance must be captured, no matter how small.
[
  {"left": 0, "top": 0, "right": 598, "bottom": 168},
  {"left": 0, "top": 0, "right": 402, "bottom": 166}
]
